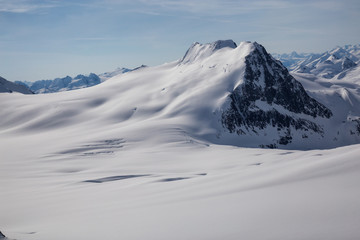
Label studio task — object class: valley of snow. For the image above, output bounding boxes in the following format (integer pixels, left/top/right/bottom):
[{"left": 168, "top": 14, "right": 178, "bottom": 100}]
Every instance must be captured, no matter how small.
[{"left": 1, "top": 41, "right": 360, "bottom": 240}]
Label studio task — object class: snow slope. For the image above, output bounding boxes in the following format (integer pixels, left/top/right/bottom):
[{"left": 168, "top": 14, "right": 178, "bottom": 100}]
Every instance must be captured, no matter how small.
[
  {"left": 1, "top": 134, "right": 360, "bottom": 240},
  {"left": 1, "top": 40, "right": 360, "bottom": 240},
  {"left": 98, "top": 67, "right": 132, "bottom": 82}
]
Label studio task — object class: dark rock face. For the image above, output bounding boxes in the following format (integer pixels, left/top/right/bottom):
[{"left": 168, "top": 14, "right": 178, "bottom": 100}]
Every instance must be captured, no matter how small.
[
  {"left": 0, "top": 76, "right": 34, "bottom": 94},
  {"left": 353, "top": 119, "right": 360, "bottom": 135},
  {"left": 211, "top": 40, "right": 237, "bottom": 50},
  {"left": 0, "top": 231, "right": 5, "bottom": 238},
  {"left": 342, "top": 57, "right": 357, "bottom": 70},
  {"left": 222, "top": 42, "right": 332, "bottom": 146}
]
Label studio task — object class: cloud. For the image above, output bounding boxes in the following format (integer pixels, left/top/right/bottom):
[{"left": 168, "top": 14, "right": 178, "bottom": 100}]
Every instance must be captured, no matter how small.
[{"left": 0, "top": 0, "right": 58, "bottom": 13}]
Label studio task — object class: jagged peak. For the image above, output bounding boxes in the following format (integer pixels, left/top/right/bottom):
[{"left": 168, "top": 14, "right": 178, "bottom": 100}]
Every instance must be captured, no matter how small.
[{"left": 246, "top": 41, "right": 288, "bottom": 72}]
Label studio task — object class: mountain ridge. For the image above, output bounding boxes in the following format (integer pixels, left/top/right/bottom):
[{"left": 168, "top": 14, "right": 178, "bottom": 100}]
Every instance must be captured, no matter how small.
[
  {"left": 1, "top": 40, "right": 359, "bottom": 149},
  {"left": 274, "top": 44, "right": 360, "bottom": 79},
  {"left": 0, "top": 76, "right": 33, "bottom": 94}
]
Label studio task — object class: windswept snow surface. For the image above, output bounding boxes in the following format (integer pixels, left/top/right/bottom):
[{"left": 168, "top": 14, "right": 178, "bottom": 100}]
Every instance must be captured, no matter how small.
[
  {"left": 1, "top": 134, "right": 360, "bottom": 240},
  {"left": 1, "top": 41, "right": 360, "bottom": 239}
]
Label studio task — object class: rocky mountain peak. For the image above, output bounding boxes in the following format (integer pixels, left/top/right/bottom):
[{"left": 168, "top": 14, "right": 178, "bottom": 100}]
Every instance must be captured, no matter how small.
[{"left": 221, "top": 42, "right": 333, "bottom": 147}]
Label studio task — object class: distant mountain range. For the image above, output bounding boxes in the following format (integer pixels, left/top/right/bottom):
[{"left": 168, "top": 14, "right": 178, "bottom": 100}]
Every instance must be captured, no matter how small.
[
  {"left": 5, "top": 44, "right": 359, "bottom": 95},
  {"left": 273, "top": 44, "right": 360, "bottom": 79},
  {"left": 15, "top": 67, "right": 134, "bottom": 94}
]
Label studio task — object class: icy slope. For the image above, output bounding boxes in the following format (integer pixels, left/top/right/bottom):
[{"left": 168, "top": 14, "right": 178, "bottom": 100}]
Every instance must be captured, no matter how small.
[
  {"left": 0, "top": 76, "right": 33, "bottom": 94},
  {"left": 1, "top": 40, "right": 359, "bottom": 149}
]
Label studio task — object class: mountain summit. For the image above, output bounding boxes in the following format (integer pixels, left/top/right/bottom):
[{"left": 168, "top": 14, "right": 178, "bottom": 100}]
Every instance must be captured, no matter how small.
[{"left": 180, "top": 40, "right": 237, "bottom": 64}]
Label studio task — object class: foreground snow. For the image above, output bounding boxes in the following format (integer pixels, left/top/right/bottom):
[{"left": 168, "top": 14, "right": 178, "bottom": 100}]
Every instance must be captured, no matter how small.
[{"left": 1, "top": 133, "right": 360, "bottom": 240}]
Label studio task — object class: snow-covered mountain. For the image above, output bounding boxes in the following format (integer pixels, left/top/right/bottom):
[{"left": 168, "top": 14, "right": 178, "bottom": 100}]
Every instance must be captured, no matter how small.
[
  {"left": 292, "top": 47, "right": 358, "bottom": 79},
  {"left": 272, "top": 51, "right": 316, "bottom": 70},
  {"left": 274, "top": 44, "right": 360, "bottom": 80},
  {"left": 1, "top": 40, "right": 359, "bottom": 149},
  {"left": 0, "top": 76, "right": 33, "bottom": 94}
]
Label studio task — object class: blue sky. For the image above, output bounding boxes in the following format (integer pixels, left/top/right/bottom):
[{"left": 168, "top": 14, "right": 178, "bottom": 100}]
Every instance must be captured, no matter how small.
[{"left": 1, "top": 0, "right": 359, "bottom": 81}]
